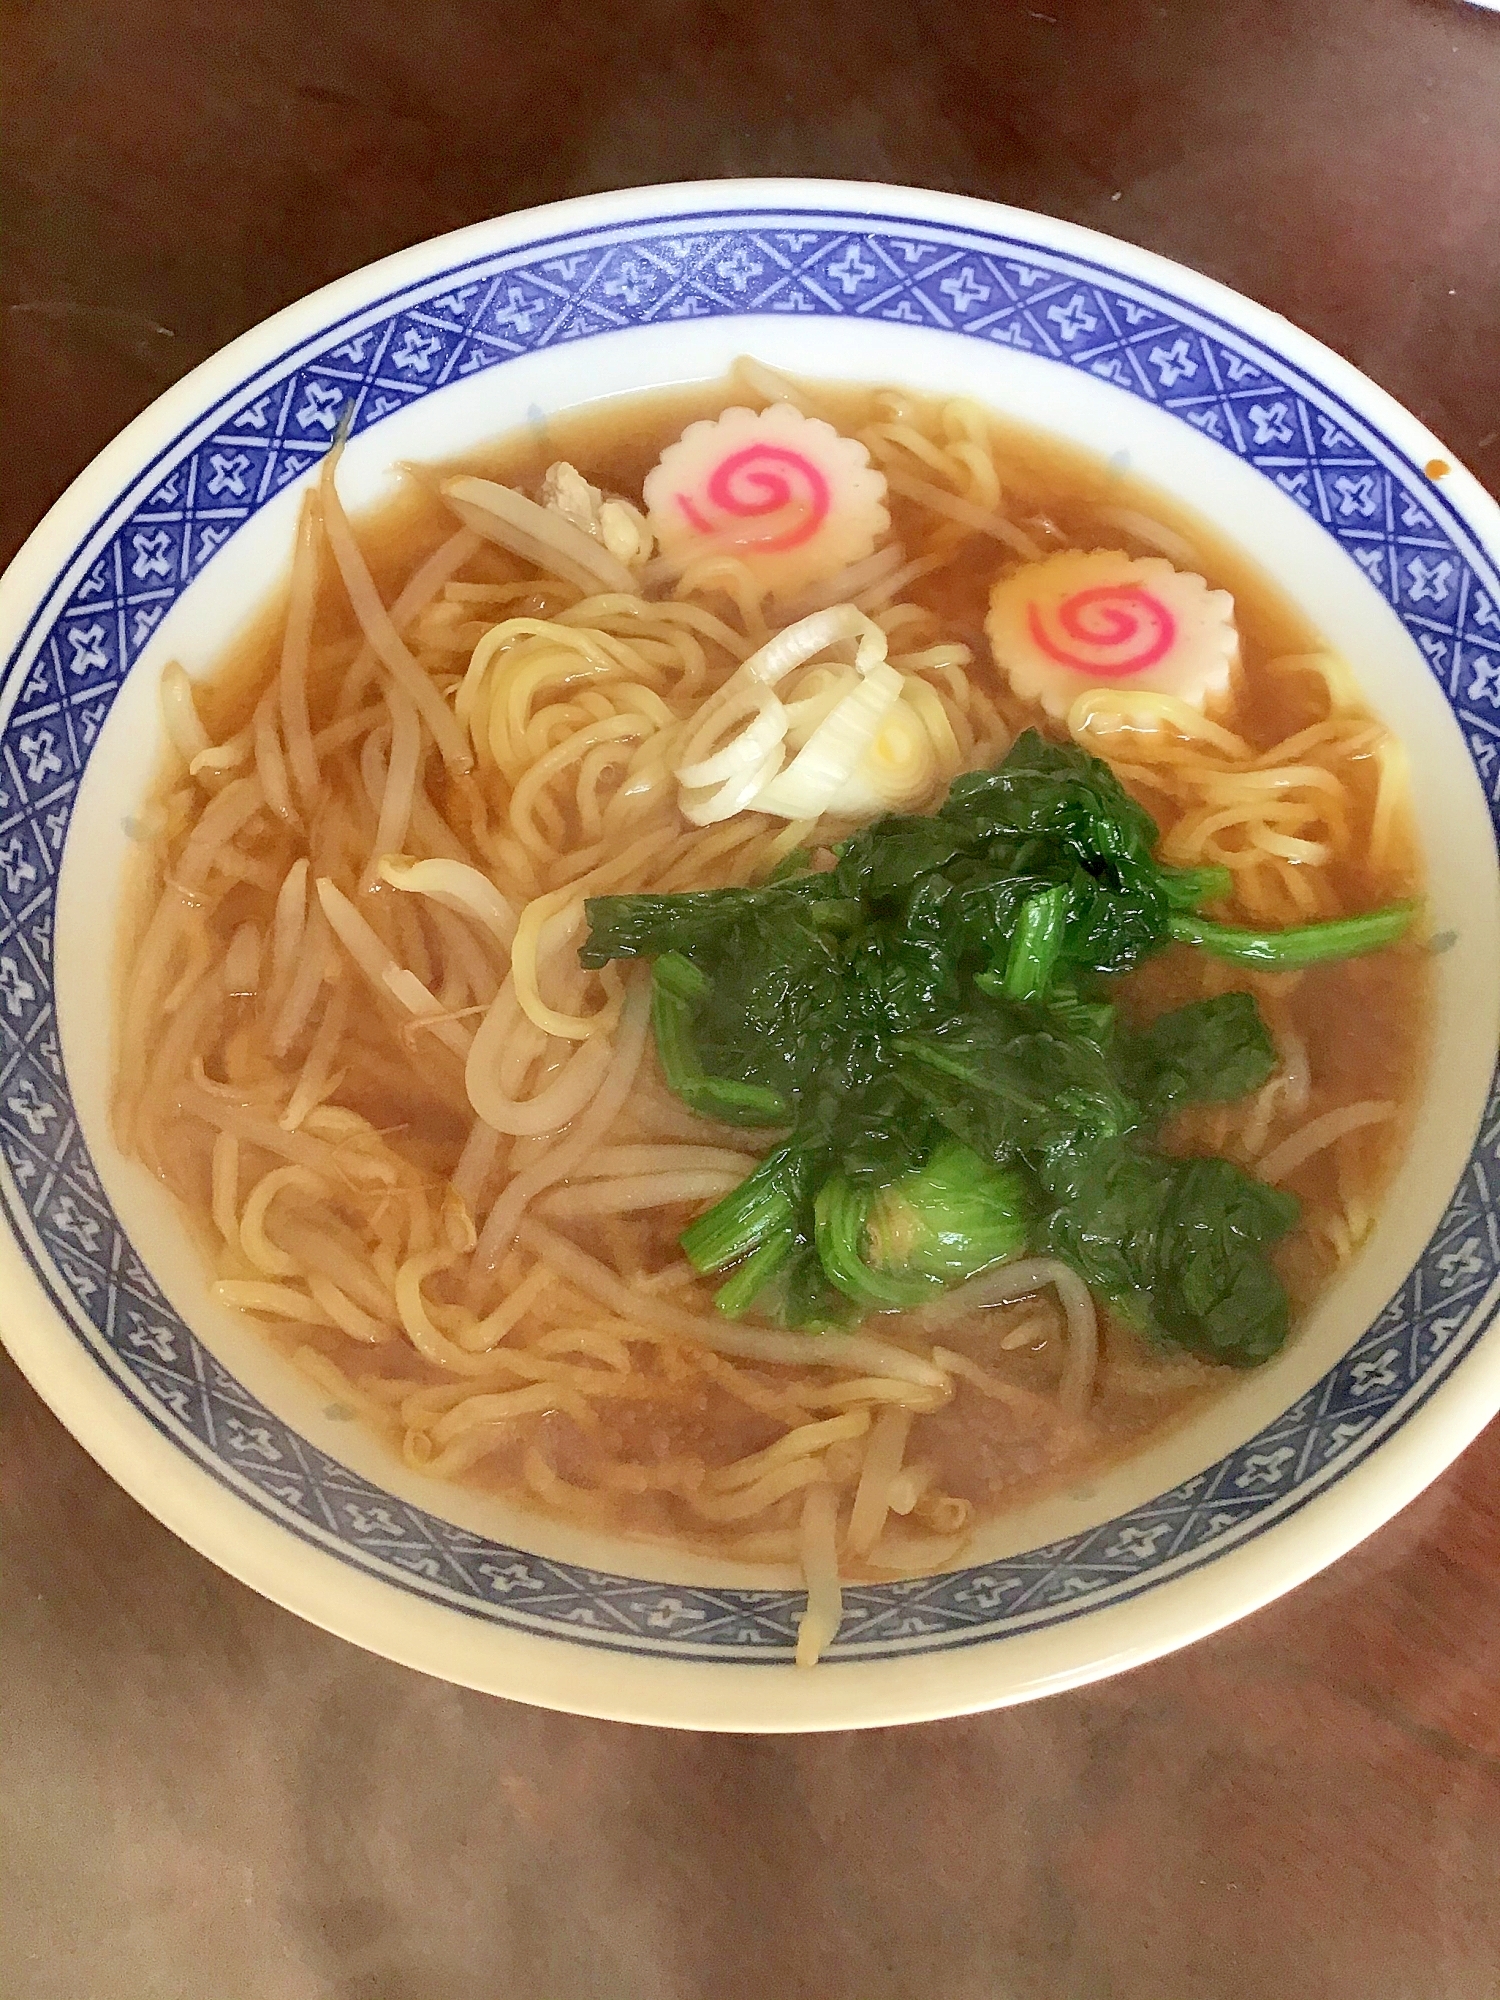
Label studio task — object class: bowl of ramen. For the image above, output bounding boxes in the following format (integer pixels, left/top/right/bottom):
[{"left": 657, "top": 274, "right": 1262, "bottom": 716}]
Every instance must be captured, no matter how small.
[{"left": 4, "top": 181, "right": 1500, "bottom": 1730}]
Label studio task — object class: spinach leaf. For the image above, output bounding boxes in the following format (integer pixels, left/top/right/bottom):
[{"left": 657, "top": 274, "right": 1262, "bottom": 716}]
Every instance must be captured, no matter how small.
[
  {"left": 650, "top": 955, "right": 790, "bottom": 1127},
  {"left": 1152, "top": 1157, "right": 1301, "bottom": 1364},
  {"left": 832, "top": 813, "right": 979, "bottom": 904},
  {"left": 1036, "top": 1140, "right": 1177, "bottom": 1321},
  {"left": 942, "top": 731, "right": 1161, "bottom": 868},
  {"left": 691, "top": 906, "right": 854, "bottom": 1102},
  {"left": 1041, "top": 1142, "right": 1299, "bottom": 1364},
  {"left": 797, "top": 1071, "right": 940, "bottom": 1185},
  {"left": 580, "top": 874, "right": 843, "bottom": 968},
  {"left": 894, "top": 1002, "right": 1135, "bottom": 1165},
  {"left": 1039, "top": 982, "right": 1117, "bottom": 1051},
  {"left": 1119, "top": 992, "right": 1278, "bottom": 1131}
]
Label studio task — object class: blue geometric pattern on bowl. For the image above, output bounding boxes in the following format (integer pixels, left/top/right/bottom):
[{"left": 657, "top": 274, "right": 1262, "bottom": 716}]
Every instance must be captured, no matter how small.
[{"left": 4, "top": 206, "right": 1500, "bottom": 1662}]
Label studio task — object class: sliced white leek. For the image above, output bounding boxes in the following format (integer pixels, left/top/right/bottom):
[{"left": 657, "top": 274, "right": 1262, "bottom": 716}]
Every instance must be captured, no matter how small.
[
  {"left": 897, "top": 676, "right": 963, "bottom": 785},
  {"left": 680, "top": 744, "right": 787, "bottom": 827},
  {"left": 673, "top": 603, "right": 953, "bottom": 826},
  {"left": 823, "top": 693, "right": 946, "bottom": 818},
  {"left": 782, "top": 667, "right": 861, "bottom": 750},
  {"left": 753, "top": 660, "right": 904, "bottom": 819},
  {"left": 676, "top": 688, "right": 788, "bottom": 790}
]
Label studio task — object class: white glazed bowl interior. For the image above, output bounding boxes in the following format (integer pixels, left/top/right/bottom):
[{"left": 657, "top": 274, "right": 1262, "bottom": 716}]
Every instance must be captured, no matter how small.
[{"left": 4, "top": 181, "right": 1500, "bottom": 1730}]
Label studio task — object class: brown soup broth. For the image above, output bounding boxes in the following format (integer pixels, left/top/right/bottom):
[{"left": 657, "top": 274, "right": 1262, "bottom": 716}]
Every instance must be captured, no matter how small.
[{"left": 120, "top": 376, "right": 1430, "bottom": 1562}]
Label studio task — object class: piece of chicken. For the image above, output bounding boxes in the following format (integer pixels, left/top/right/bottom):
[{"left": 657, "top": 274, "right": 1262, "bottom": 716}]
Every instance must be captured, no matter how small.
[{"left": 540, "top": 461, "right": 654, "bottom": 569}]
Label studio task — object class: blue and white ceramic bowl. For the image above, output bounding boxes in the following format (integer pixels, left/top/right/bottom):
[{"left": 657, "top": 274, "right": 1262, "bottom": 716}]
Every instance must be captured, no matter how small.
[{"left": 4, "top": 181, "right": 1500, "bottom": 1731}]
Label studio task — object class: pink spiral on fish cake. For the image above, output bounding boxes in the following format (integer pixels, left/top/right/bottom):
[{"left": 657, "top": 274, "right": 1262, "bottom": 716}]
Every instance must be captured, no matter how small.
[
  {"left": 675, "top": 444, "right": 832, "bottom": 553},
  {"left": 1026, "top": 584, "right": 1177, "bottom": 678}
]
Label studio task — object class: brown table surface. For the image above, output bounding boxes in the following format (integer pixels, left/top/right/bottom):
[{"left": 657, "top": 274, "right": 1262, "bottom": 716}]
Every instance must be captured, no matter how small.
[{"left": 5, "top": 2, "right": 1500, "bottom": 1994}]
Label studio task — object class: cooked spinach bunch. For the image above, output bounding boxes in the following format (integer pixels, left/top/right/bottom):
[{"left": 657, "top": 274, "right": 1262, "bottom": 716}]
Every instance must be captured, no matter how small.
[{"left": 582, "top": 732, "right": 1414, "bottom": 1365}]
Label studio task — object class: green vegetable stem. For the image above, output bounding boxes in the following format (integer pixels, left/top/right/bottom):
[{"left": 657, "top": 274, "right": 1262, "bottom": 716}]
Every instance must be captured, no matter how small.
[
  {"left": 994, "top": 884, "right": 1069, "bottom": 1001},
  {"left": 1168, "top": 903, "right": 1417, "bottom": 968},
  {"left": 679, "top": 1141, "right": 810, "bottom": 1275}
]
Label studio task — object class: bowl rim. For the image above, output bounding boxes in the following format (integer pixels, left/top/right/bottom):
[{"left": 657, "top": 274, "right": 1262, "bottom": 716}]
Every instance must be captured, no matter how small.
[{"left": 4, "top": 176, "right": 1500, "bottom": 1731}]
